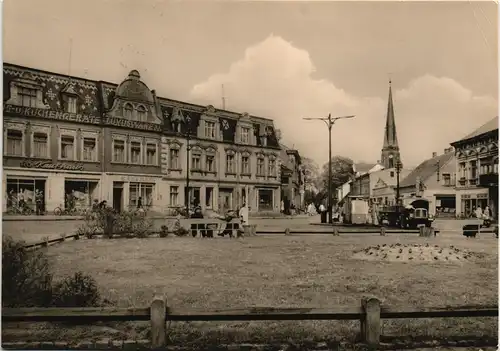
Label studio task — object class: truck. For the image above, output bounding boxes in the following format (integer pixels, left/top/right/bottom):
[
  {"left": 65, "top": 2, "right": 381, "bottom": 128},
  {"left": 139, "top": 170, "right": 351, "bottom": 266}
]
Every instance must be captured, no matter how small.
[{"left": 378, "top": 198, "right": 434, "bottom": 229}]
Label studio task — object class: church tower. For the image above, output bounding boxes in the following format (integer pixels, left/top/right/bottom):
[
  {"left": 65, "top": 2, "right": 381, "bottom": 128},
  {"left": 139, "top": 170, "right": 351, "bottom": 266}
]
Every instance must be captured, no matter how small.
[{"left": 380, "top": 80, "right": 402, "bottom": 169}]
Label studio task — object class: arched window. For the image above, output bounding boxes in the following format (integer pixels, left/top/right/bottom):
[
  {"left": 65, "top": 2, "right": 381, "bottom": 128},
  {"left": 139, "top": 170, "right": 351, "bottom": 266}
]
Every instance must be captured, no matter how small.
[
  {"left": 137, "top": 105, "right": 147, "bottom": 121},
  {"left": 124, "top": 103, "right": 133, "bottom": 119}
]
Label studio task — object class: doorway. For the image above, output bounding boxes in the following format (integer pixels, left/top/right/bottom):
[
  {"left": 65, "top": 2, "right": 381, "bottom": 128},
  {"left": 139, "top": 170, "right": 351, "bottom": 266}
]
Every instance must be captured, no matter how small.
[
  {"left": 219, "top": 188, "right": 233, "bottom": 212},
  {"left": 113, "top": 182, "right": 123, "bottom": 212}
]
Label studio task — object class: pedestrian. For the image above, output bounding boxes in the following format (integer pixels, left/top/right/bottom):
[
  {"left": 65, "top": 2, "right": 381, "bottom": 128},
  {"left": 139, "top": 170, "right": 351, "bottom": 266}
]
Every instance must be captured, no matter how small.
[{"left": 239, "top": 202, "right": 249, "bottom": 226}]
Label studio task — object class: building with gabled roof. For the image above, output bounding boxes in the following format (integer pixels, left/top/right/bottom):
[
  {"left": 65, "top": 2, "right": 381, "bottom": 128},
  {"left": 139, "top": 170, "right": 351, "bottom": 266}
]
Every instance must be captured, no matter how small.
[
  {"left": 398, "top": 148, "right": 457, "bottom": 217},
  {"left": 279, "top": 143, "right": 305, "bottom": 211}
]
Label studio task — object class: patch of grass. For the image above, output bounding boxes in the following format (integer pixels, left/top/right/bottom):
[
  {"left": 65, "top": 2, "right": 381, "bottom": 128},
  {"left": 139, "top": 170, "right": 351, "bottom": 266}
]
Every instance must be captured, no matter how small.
[{"left": 2, "top": 233, "right": 498, "bottom": 345}]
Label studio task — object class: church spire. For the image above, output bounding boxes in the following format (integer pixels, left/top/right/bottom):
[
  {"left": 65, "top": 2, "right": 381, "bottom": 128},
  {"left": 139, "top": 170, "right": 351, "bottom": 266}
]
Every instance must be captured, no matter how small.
[{"left": 381, "top": 80, "right": 402, "bottom": 169}]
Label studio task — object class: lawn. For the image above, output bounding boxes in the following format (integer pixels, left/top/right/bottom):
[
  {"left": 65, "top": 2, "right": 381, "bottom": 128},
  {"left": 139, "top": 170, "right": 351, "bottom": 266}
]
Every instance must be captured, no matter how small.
[{"left": 2, "top": 232, "right": 498, "bottom": 346}]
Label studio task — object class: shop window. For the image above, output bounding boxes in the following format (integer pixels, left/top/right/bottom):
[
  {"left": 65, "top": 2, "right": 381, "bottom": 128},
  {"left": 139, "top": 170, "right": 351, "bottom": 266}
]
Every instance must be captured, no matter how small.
[
  {"left": 18, "top": 87, "right": 37, "bottom": 107},
  {"left": 6, "top": 178, "right": 49, "bottom": 213},
  {"left": 169, "top": 186, "right": 179, "bottom": 206},
  {"left": 137, "top": 105, "right": 147, "bottom": 121},
  {"left": 67, "top": 96, "right": 77, "bottom": 114},
  {"left": 268, "top": 158, "right": 277, "bottom": 177},
  {"left": 241, "top": 127, "right": 250, "bottom": 144},
  {"left": 258, "top": 189, "right": 273, "bottom": 211},
  {"left": 64, "top": 180, "right": 98, "bottom": 209},
  {"left": 129, "top": 183, "right": 154, "bottom": 208},
  {"left": 113, "top": 139, "right": 126, "bottom": 163},
  {"left": 191, "top": 153, "right": 201, "bottom": 170},
  {"left": 185, "top": 187, "right": 200, "bottom": 206},
  {"left": 33, "top": 132, "right": 48, "bottom": 158},
  {"left": 205, "top": 121, "right": 216, "bottom": 139},
  {"left": 241, "top": 156, "right": 250, "bottom": 174},
  {"left": 82, "top": 137, "right": 97, "bottom": 162},
  {"left": 6, "top": 129, "right": 24, "bottom": 156},
  {"left": 124, "top": 103, "right": 133, "bottom": 119},
  {"left": 60, "top": 135, "right": 75, "bottom": 160},
  {"left": 226, "top": 153, "right": 235, "bottom": 173},
  {"left": 130, "top": 141, "right": 142, "bottom": 164},
  {"left": 257, "top": 157, "right": 265, "bottom": 176},
  {"left": 206, "top": 155, "right": 215, "bottom": 172},
  {"left": 169, "top": 148, "right": 179, "bottom": 169},
  {"left": 146, "top": 143, "right": 157, "bottom": 165},
  {"left": 206, "top": 187, "right": 214, "bottom": 208}
]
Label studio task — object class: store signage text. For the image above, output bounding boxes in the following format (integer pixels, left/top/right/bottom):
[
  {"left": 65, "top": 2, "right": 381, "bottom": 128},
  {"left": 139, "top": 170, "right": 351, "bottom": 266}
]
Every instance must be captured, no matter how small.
[
  {"left": 20, "top": 160, "right": 85, "bottom": 171},
  {"left": 120, "top": 176, "right": 156, "bottom": 183},
  {"left": 103, "top": 116, "right": 162, "bottom": 132},
  {"left": 4, "top": 105, "right": 162, "bottom": 132},
  {"left": 4, "top": 105, "right": 101, "bottom": 125}
]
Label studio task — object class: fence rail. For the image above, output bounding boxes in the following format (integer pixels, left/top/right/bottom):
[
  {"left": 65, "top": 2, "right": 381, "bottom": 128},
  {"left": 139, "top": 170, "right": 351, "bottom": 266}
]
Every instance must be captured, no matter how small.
[{"left": 2, "top": 297, "right": 497, "bottom": 347}]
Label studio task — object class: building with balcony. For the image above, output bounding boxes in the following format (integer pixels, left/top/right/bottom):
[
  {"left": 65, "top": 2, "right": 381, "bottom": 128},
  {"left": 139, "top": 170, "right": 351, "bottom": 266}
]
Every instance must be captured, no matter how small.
[
  {"left": 450, "top": 116, "right": 498, "bottom": 218},
  {"left": 398, "top": 149, "right": 457, "bottom": 217},
  {"left": 3, "top": 63, "right": 282, "bottom": 215}
]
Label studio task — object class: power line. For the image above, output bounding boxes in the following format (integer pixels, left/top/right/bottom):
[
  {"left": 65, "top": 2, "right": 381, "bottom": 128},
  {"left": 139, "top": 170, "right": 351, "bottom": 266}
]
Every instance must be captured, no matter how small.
[{"left": 468, "top": 0, "right": 494, "bottom": 58}]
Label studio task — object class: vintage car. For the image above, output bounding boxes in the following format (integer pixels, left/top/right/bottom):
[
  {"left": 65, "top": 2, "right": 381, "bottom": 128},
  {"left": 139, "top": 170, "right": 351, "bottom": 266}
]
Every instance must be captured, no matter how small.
[{"left": 379, "top": 199, "right": 434, "bottom": 229}]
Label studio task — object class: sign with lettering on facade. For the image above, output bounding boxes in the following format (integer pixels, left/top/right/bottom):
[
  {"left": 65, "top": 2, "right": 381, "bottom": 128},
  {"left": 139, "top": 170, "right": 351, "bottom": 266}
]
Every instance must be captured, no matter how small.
[
  {"left": 120, "top": 176, "right": 157, "bottom": 183},
  {"left": 103, "top": 116, "right": 162, "bottom": 132},
  {"left": 20, "top": 160, "right": 85, "bottom": 171},
  {"left": 3, "top": 105, "right": 162, "bottom": 132},
  {"left": 4, "top": 104, "right": 101, "bottom": 125}
]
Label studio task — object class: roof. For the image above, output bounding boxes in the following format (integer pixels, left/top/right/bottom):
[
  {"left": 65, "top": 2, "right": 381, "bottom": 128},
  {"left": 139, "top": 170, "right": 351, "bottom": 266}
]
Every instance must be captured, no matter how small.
[
  {"left": 399, "top": 151, "right": 455, "bottom": 188},
  {"left": 354, "top": 162, "right": 377, "bottom": 174},
  {"left": 454, "top": 116, "right": 499, "bottom": 143}
]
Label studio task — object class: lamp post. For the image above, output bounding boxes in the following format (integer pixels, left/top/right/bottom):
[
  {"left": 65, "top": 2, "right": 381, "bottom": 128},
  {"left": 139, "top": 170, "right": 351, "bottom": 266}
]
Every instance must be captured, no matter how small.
[
  {"left": 172, "top": 116, "right": 192, "bottom": 219},
  {"left": 389, "top": 154, "right": 403, "bottom": 222},
  {"left": 303, "top": 114, "right": 355, "bottom": 223}
]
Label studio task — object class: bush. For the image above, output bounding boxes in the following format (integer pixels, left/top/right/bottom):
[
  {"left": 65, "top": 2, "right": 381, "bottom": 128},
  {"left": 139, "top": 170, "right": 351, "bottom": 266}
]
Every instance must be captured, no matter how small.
[
  {"left": 52, "top": 272, "right": 101, "bottom": 307},
  {"left": 160, "top": 225, "right": 169, "bottom": 238},
  {"left": 2, "top": 236, "right": 53, "bottom": 307}
]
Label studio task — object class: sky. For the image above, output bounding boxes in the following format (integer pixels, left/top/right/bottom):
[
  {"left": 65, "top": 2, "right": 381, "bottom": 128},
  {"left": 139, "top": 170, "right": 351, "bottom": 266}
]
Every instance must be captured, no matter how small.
[{"left": 3, "top": 0, "right": 498, "bottom": 168}]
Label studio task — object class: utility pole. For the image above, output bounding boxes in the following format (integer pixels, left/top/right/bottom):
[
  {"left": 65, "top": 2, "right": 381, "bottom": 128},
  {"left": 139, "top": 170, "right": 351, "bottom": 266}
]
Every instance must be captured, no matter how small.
[
  {"left": 221, "top": 84, "right": 226, "bottom": 110},
  {"left": 303, "top": 114, "right": 355, "bottom": 223}
]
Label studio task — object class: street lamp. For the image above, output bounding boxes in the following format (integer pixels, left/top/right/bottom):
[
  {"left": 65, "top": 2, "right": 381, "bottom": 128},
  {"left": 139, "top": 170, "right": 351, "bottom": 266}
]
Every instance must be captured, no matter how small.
[
  {"left": 389, "top": 154, "right": 403, "bottom": 222},
  {"left": 172, "top": 115, "right": 193, "bottom": 219},
  {"left": 303, "top": 114, "right": 355, "bottom": 223}
]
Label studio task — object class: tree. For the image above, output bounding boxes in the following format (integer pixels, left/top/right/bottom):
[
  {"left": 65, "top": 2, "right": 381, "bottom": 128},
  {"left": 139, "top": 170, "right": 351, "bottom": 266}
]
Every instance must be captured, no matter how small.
[
  {"left": 320, "top": 156, "right": 355, "bottom": 202},
  {"left": 301, "top": 157, "right": 321, "bottom": 193}
]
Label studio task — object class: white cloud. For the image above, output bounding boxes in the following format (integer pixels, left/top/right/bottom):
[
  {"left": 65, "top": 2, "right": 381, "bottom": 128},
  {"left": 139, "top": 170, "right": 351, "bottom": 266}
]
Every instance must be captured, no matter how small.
[{"left": 190, "top": 35, "right": 498, "bottom": 168}]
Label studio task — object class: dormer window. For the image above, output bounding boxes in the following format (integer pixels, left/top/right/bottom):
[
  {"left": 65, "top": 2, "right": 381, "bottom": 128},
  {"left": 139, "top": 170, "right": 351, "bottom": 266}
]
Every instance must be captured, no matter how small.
[
  {"left": 19, "top": 88, "right": 37, "bottom": 107},
  {"left": 124, "top": 103, "right": 133, "bottom": 119},
  {"left": 67, "top": 96, "right": 77, "bottom": 113},
  {"left": 137, "top": 105, "right": 147, "bottom": 121}
]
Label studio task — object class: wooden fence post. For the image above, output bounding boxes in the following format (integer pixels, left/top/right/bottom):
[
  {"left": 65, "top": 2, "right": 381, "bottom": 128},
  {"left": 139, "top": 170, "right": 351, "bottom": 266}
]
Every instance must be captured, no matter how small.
[
  {"left": 285, "top": 228, "right": 291, "bottom": 236},
  {"left": 380, "top": 227, "right": 386, "bottom": 236},
  {"left": 150, "top": 295, "right": 167, "bottom": 349},
  {"left": 361, "top": 297, "right": 381, "bottom": 346},
  {"left": 333, "top": 227, "right": 339, "bottom": 236}
]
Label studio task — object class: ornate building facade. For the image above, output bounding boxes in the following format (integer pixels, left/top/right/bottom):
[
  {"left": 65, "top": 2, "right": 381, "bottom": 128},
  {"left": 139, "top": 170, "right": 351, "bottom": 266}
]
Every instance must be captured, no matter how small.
[
  {"left": 450, "top": 117, "right": 498, "bottom": 218},
  {"left": 3, "top": 63, "right": 282, "bottom": 214}
]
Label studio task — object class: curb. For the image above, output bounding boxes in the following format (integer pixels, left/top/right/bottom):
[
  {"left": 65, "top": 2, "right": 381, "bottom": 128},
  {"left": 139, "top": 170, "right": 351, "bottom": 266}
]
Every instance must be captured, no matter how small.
[{"left": 3, "top": 215, "right": 311, "bottom": 222}]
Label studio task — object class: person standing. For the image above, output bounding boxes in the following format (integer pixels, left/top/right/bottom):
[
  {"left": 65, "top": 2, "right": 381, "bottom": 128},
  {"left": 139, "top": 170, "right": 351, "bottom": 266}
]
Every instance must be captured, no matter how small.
[
  {"left": 319, "top": 203, "right": 326, "bottom": 223},
  {"left": 239, "top": 202, "right": 249, "bottom": 226}
]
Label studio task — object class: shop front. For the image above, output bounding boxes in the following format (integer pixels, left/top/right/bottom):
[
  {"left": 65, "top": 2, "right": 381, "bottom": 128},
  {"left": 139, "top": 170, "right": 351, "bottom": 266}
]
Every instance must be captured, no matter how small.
[
  {"left": 255, "top": 186, "right": 279, "bottom": 212},
  {"left": 103, "top": 174, "right": 164, "bottom": 213},
  {"left": 434, "top": 194, "right": 457, "bottom": 218},
  {"left": 456, "top": 189, "right": 489, "bottom": 218}
]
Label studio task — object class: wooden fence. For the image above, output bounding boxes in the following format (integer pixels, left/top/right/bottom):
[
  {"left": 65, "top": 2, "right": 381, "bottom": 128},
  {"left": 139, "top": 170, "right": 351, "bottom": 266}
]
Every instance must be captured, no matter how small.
[{"left": 2, "top": 297, "right": 497, "bottom": 348}]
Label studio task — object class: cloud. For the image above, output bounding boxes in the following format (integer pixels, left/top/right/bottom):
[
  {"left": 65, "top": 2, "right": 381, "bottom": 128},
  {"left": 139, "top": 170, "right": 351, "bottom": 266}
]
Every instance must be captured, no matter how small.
[{"left": 190, "top": 35, "right": 498, "bottom": 168}]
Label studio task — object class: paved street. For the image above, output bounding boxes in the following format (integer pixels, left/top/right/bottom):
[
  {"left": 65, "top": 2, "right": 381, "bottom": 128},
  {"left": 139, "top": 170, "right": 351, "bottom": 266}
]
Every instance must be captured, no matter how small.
[{"left": 2, "top": 215, "right": 482, "bottom": 244}]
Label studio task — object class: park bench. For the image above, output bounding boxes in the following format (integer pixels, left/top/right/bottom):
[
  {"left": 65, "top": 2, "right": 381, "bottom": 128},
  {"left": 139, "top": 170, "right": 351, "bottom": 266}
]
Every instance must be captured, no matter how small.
[{"left": 186, "top": 218, "right": 241, "bottom": 238}]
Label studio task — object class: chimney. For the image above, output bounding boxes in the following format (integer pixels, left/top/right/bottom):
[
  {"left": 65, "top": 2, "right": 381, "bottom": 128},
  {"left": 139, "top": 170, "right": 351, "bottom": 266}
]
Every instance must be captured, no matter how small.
[{"left": 432, "top": 152, "right": 437, "bottom": 158}]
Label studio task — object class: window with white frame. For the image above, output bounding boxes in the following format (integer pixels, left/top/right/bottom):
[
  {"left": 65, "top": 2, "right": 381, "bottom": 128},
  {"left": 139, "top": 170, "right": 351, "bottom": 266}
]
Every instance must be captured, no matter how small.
[
  {"left": 124, "top": 103, "right": 133, "bottom": 119},
  {"left": 113, "top": 139, "right": 126, "bottom": 163},
  {"left": 33, "top": 132, "right": 48, "bottom": 158},
  {"left": 129, "top": 182, "right": 154, "bottom": 208},
  {"left": 18, "top": 88, "right": 37, "bottom": 107},
  {"left": 205, "top": 121, "right": 216, "bottom": 139},
  {"left": 130, "top": 141, "right": 142, "bottom": 164},
  {"left": 191, "top": 153, "right": 201, "bottom": 170},
  {"left": 170, "top": 186, "right": 179, "bottom": 206},
  {"left": 241, "top": 127, "right": 250, "bottom": 144},
  {"left": 257, "top": 157, "right": 265, "bottom": 176},
  {"left": 268, "top": 158, "right": 277, "bottom": 177},
  {"left": 241, "top": 155, "right": 250, "bottom": 174},
  {"left": 146, "top": 142, "right": 157, "bottom": 165},
  {"left": 170, "top": 148, "right": 180, "bottom": 169},
  {"left": 60, "top": 135, "right": 75, "bottom": 160},
  {"left": 6, "top": 129, "right": 24, "bottom": 156},
  {"left": 82, "top": 137, "right": 97, "bottom": 161},
  {"left": 226, "top": 153, "right": 235, "bottom": 173},
  {"left": 137, "top": 105, "right": 147, "bottom": 121},
  {"left": 67, "top": 96, "right": 77, "bottom": 114},
  {"left": 206, "top": 154, "right": 215, "bottom": 172}
]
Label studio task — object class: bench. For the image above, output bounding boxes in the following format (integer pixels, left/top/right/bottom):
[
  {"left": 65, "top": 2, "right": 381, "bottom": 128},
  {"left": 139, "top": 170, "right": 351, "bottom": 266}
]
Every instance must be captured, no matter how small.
[{"left": 188, "top": 219, "right": 241, "bottom": 238}]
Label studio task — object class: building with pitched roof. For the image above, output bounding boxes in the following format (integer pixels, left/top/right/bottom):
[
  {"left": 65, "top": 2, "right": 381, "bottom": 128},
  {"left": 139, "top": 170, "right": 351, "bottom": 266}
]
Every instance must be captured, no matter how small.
[
  {"left": 3, "top": 63, "right": 282, "bottom": 215},
  {"left": 450, "top": 116, "right": 498, "bottom": 218},
  {"left": 279, "top": 143, "right": 305, "bottom": 212},
  {"left": 398, "top": 149, "right": 457, "bottom": 216}
]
